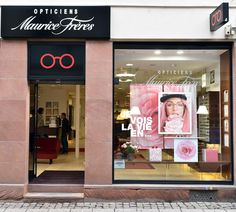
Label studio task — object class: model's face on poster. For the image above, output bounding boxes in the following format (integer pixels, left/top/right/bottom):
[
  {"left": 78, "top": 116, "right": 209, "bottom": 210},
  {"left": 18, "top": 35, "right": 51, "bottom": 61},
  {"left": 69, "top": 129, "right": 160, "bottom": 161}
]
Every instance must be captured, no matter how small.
[
  {"left": 166, "top": 98, "right": 185, "bottom": 117},
  {"left": 158, "top": 92, "right": 192, "bottom": 135}
]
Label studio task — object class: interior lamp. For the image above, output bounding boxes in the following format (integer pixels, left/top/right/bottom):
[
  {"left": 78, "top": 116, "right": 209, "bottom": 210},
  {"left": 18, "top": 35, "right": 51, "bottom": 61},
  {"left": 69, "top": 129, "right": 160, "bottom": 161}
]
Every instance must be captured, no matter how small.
[
  {"left": 119, "top": 109, "right": 130, "bottom": 119},
  {"left": 116, "top": 114, "right": 124, "bottom": 120},
  {"left": 196, "top": 105, "right": 209, "bottom": 115}
]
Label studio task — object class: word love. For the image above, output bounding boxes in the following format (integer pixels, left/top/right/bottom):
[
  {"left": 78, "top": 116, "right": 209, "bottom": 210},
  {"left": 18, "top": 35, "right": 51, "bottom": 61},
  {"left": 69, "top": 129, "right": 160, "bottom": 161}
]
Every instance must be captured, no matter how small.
[{"left": 122, "top": 117, "right": 152, "bottom": 137}]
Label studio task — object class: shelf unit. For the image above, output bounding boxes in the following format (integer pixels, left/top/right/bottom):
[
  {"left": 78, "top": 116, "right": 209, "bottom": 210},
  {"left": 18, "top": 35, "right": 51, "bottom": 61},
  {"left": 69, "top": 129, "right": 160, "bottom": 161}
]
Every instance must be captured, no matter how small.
[
  {"left": 45, "top": 101, "right": 59, "bottom": 125},
  {"left": 198, "top": 92, "right": 220, "bottom": 144}
]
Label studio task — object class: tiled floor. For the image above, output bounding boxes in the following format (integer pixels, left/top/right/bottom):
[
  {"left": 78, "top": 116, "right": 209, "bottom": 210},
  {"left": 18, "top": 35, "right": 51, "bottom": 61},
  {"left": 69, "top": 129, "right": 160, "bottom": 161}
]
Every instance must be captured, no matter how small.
[
  {"left": 37, "top": 152, "right": 85, "bottom": 176},
  {"left": 114, "top": 151, "right": 228, "bottom": 181},
  {"left": 36, "top": 145, "right": 228, "bottom": 182}
]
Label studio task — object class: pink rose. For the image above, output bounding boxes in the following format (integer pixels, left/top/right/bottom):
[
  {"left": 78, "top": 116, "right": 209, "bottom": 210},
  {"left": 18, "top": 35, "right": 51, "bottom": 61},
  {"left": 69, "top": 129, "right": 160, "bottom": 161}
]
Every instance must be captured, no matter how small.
[
  {"left": 164, "top": 116, "right": 183, "bottom": 133},
  {"left": 176, "top": 140, "right": 196, "bottom": 160}
]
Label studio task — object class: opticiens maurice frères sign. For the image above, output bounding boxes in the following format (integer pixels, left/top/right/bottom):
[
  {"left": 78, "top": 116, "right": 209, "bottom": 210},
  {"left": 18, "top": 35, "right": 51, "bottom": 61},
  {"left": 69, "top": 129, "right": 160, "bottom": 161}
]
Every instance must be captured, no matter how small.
[{"left": 1, "top": 6, "right": 110, "bottom": 38}]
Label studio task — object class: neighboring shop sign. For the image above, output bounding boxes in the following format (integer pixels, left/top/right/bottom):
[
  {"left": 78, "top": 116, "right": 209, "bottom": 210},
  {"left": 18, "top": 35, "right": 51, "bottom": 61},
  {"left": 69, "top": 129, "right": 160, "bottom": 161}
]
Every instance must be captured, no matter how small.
[
  {"left": 1, "top": 6, "right": 110, "bottom": 38},
  {"left": 210, "top": 3, "right": 229, "bottom": 31},
  {"left": 28, "top": 42, "right": 85, "bottom": 83}
]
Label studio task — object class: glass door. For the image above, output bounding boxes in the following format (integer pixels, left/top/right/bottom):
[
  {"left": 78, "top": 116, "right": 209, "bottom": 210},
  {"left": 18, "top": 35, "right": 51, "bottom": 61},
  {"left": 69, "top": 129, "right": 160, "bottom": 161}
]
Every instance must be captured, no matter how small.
[{"left": 29, "top": 84, "right": 39, "bottom": 181}]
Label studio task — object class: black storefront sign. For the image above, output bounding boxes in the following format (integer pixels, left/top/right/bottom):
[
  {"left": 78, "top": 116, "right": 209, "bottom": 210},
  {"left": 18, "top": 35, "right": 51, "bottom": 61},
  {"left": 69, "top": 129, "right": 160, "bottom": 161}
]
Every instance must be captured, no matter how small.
[
  {"left": 210, "top": 3, "right": 229, "bottom": 32},
  {"left": 1, "top": 6, "right": 110, "bottom": 39},
  {"left": 28, "top": 42, "right": 85, "bottom": 83}
]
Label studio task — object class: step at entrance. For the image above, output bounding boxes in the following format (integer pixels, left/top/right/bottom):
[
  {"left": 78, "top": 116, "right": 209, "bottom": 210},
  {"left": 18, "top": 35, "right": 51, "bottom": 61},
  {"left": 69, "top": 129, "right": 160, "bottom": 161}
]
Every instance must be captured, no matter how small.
[
  {"left": 28, "top": 184, "right": 84, "bottom": 193},
  {"left": 24, "top": 192, "right": 84, "bottom": 200}
]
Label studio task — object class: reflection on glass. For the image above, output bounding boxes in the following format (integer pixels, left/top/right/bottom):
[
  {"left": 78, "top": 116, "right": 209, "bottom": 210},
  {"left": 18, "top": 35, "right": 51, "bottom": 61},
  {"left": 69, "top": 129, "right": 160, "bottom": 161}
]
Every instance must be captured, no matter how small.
[{"left": 113, "top": 47, "right": 232, "bottom": 182}]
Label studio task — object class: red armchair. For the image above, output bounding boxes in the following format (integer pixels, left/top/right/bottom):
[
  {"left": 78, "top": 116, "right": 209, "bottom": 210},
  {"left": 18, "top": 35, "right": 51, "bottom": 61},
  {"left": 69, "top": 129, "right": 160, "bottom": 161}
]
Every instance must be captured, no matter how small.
[{"left": 36, "top": 138, "right": 60, "bottom": 164}]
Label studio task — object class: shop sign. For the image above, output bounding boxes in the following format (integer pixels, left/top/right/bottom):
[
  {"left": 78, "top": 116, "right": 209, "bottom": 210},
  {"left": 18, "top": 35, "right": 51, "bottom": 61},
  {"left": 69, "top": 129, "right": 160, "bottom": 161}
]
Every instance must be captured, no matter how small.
[
  {"left": 1, "top": 6, "right": 110, "bottom": 38},
  {"left": 210, "top": 3, "right": 229, "bottom": 31},
  {"left": 28, "top": 42, "right": 85, "bottom": 83}
]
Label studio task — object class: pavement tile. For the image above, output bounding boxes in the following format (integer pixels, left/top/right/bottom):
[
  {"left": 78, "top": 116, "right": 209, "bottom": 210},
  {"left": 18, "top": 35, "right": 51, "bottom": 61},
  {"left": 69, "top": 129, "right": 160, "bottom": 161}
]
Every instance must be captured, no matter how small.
[
  {"left": 4, "top": 210, "right": 27, "bottom": 212},
  {"left": 115, "top": 210, "right": 124, "bottom": 212},
  {"left": 48, "top": 209, "right": 71, "bottom": 212},
  {"left": 182, "top": 210, "right": 204, "bottom": 212},
  {"left": 159, "top": 209, "right": 181, "bottom": 212},
  {"left": 71, "top": 210, "right": 93, "bottom": 212},
  {"left": 27, "top": 210, "right": 49, "bottom": 212}
]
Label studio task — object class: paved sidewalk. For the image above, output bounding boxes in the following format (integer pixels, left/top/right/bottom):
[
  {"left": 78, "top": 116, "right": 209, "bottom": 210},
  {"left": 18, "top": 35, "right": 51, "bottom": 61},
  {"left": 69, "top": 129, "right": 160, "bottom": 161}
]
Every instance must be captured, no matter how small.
[{"left": 0, "top": 201, "right": 236, "bottom": 211}]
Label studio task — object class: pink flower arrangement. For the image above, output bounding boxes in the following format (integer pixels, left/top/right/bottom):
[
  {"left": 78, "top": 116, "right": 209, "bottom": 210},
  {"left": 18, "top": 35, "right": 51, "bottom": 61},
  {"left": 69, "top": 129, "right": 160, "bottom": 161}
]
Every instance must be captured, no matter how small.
[{"left": 121, "top": 142, "right": 138, "bottom": 154}]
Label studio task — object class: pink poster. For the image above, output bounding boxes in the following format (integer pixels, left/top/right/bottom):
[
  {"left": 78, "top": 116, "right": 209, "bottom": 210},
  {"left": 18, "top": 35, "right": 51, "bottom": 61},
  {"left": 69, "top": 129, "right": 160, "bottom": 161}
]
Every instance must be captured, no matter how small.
[
  {"left": 128, "top": 83, "right": 197, "bottom": 150},
  {"left": 163, "top": 84, "right": 197, "bottom": 149},
  {"left": 158, "top": 92, "right": 192, "bottom": 135},
  {"left": 174, "top": 138, "right": 198, "bottom": 162},
  {"left": 130, "top": 84, "right": 163, "bottom": 149}
]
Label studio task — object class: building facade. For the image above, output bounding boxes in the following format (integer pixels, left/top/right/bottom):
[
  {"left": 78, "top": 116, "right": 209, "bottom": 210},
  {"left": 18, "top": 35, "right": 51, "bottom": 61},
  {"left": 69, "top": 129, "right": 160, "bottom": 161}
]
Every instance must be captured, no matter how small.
[{"left": 0, "top": 0, "right": 236, "bottom": 200}]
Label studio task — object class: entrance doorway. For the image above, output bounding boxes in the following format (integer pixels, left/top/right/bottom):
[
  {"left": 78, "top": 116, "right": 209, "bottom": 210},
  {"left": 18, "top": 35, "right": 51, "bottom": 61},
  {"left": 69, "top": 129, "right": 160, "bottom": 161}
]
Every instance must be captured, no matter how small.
[{"left": 29, "top": 84, "right": 85, "bottom": 184}]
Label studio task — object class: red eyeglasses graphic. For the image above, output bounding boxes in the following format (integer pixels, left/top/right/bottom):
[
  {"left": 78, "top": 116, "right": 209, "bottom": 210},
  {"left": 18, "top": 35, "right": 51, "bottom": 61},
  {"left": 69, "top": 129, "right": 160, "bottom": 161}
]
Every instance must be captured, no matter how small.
[{"left": 40, "top": 53, "right": 75, "bottom": 69}]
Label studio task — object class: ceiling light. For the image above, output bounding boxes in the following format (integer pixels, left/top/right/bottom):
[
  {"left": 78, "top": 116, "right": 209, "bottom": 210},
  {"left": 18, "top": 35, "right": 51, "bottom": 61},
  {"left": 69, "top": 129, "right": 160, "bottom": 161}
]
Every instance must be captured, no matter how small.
[
  {"left": 119, "top": 79, "right": 132, "bottom": 83},
  {"left": 177, "top": 50, "right": 184, "bottom": 54},
  {"left": 202, "top": 74, "right": 206, "bottom": 88},
  {"left": 116, "top": 73, "right": 135, "bottom": 77},
  {"left": 126, "top": 63, "right": 133, "bottom": 66},
  {"left": 154, "top": 50, "right": 162, "bottom": 55}
]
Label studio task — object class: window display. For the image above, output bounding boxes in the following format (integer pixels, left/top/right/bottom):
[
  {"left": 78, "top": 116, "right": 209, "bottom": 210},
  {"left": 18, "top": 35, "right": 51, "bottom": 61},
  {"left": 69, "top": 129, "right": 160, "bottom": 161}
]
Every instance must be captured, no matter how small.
[{"left": 113, "top": 43, "right": 232, "bottom": 183}]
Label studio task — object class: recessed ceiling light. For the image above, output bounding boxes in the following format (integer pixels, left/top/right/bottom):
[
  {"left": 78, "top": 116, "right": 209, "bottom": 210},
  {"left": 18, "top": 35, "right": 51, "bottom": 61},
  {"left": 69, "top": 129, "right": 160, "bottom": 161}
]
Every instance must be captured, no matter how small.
[
  {"left": 154, "top": 50, "right": 162, "bottom": 55},
  {"left": 177, "top": 50, "right": 184, "bottom": 54},
  {"left": 116, "top": 73, "right": 136, "bottom": 77},
  {"left": 119, "top": 79, "right": 132, "bottom": 83},
  {"left": 126, "top": 63, "right": 133, "bottom": 66}
]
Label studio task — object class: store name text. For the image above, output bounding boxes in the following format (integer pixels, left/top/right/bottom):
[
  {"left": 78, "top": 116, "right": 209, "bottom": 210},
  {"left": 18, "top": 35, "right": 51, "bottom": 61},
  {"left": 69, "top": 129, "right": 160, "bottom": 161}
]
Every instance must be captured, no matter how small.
[{"left": 11, "top": 15, "right": 95, "bottom": 35}]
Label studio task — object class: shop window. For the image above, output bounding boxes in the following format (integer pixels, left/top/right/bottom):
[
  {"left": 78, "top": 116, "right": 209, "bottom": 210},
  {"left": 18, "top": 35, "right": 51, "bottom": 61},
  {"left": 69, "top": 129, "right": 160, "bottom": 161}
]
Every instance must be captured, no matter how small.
[{"left": 113, "top": 43, "right": 232, "bottom": 183}]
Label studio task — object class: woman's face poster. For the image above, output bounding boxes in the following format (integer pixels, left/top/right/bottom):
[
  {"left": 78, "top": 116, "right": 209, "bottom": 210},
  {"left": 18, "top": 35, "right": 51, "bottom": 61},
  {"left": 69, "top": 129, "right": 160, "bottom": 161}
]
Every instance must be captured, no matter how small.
[{"left": 158, "top": 92, "right": 192, "bottom": 135}]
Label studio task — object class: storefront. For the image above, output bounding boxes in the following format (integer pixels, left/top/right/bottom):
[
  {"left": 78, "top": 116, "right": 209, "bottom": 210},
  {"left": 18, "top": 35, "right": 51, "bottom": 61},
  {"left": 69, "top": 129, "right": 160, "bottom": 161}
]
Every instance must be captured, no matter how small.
[{"left": 0, "top": 1, "right": 236, "bottom": 200}]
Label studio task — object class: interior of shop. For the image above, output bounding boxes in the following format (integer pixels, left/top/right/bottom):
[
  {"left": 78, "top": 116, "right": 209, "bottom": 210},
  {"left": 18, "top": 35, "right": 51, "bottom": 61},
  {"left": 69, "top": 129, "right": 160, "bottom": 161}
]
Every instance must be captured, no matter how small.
[
  {"left": 29, "top": 84, "right": 85, "bottom": 183},
  {"left": 113, "top": 48, "right": 232, "bottom": 182}
]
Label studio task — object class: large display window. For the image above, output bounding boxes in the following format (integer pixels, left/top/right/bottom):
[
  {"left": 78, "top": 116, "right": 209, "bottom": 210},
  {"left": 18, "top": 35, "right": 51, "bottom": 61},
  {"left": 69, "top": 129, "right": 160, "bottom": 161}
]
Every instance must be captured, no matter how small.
[{"left": 113, "top": 42, "right": 233, "bottom": 183}]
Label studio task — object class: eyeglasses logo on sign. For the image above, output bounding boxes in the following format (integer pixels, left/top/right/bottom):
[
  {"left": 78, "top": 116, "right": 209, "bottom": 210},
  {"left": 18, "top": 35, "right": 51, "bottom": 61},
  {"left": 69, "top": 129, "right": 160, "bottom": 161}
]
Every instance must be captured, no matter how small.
[
  {"left": 211, "top": 10, "right": 222, "bottom": 27},
  {"left": 210, "top": 3, "right": 228, "bottom": 32},
  {"left": 40, "top": 53, "right": 75, "bottom": 69}
]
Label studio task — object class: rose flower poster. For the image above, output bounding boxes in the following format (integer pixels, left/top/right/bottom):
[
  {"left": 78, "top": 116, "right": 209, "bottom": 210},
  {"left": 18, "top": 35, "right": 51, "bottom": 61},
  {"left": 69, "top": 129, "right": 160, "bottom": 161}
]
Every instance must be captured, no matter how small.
[{"left": 129, "top": 84, "right": 198, "bottom": 162}]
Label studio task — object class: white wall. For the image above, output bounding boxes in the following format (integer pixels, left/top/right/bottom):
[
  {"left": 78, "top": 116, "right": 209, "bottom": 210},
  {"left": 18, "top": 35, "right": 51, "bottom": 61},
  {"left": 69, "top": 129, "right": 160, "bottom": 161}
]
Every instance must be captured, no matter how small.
[
  {"left": 111, "top": 7, "right": 236, "bottom": 40},
  {"left": 38, "top": 86, "right": 68, "bottom": 122}
]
